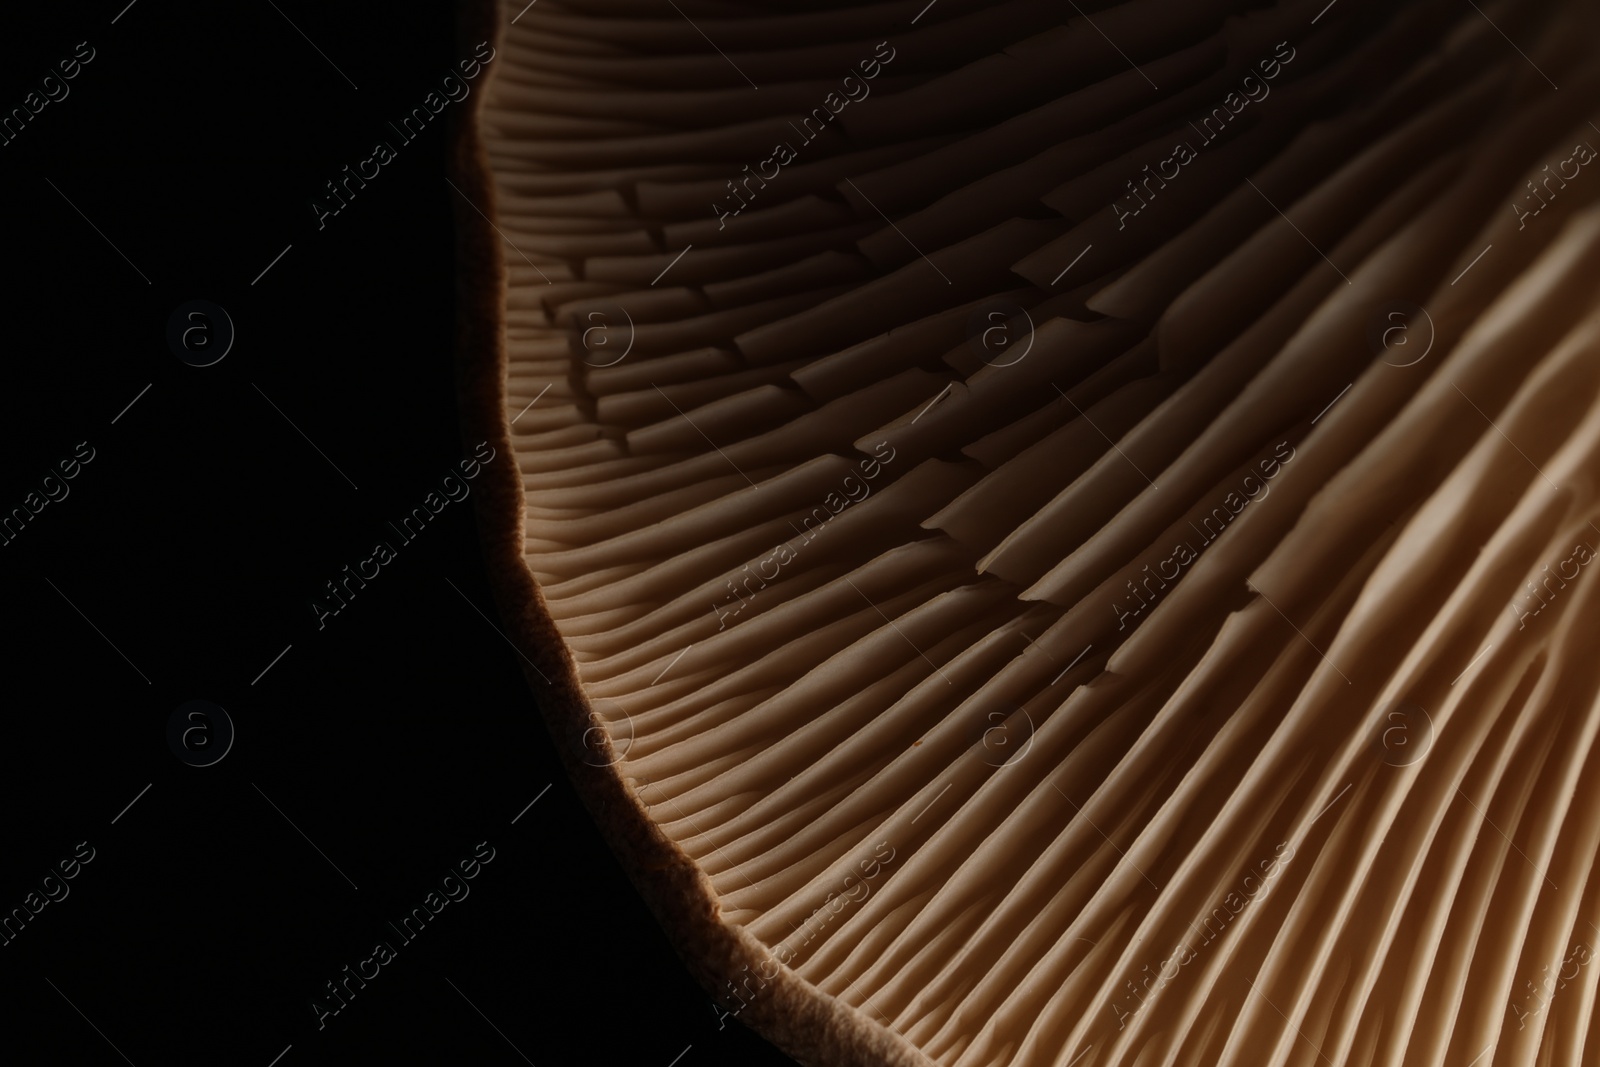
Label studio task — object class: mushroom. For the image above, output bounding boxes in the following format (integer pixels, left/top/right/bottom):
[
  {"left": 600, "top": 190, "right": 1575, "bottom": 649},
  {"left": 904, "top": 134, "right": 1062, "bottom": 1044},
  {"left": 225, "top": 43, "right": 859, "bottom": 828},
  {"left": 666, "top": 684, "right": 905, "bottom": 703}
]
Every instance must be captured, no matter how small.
[{"left": 454, "top": 0, "right": 1600, "bottom": 1063}]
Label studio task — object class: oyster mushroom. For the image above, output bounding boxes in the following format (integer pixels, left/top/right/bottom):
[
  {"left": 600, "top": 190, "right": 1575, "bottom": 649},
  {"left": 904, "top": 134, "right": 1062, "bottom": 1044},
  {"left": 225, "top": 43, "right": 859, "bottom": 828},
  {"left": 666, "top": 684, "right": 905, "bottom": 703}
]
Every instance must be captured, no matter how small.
[{"left": 454, "top": 0, "right": 1600, "bottom": 1062}]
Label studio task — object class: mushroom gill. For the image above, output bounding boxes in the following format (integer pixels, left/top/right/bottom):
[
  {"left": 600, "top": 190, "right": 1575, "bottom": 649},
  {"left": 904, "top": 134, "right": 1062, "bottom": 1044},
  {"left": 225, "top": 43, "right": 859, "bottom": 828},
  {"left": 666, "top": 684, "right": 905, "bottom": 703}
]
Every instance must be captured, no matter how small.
[{"left": 453, "top": 0, "right": 1600, "bottom": 1063}]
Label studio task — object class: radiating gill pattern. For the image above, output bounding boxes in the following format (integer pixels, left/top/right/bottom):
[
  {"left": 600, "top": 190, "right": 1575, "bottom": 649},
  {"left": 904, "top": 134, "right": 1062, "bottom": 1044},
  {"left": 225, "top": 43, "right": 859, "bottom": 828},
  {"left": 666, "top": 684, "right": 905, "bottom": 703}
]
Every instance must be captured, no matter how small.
[{"left": 473, "top": 0, "right": 1600, "bottom": 1062}]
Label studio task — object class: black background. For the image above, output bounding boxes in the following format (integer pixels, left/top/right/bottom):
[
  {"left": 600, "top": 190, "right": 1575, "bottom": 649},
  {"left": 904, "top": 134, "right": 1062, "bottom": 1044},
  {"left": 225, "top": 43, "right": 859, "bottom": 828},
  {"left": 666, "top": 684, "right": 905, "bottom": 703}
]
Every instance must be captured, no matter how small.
[{"left": 0, "top": 3, "right": 793, "bottom": 1064}]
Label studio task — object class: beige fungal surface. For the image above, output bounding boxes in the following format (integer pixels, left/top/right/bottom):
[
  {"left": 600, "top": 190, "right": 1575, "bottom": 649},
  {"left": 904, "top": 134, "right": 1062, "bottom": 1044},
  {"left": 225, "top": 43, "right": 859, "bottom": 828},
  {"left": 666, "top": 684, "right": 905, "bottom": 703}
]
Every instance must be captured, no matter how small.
[{"left": 462, "top": 0, "right": 1600, "bottom": 1062}]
